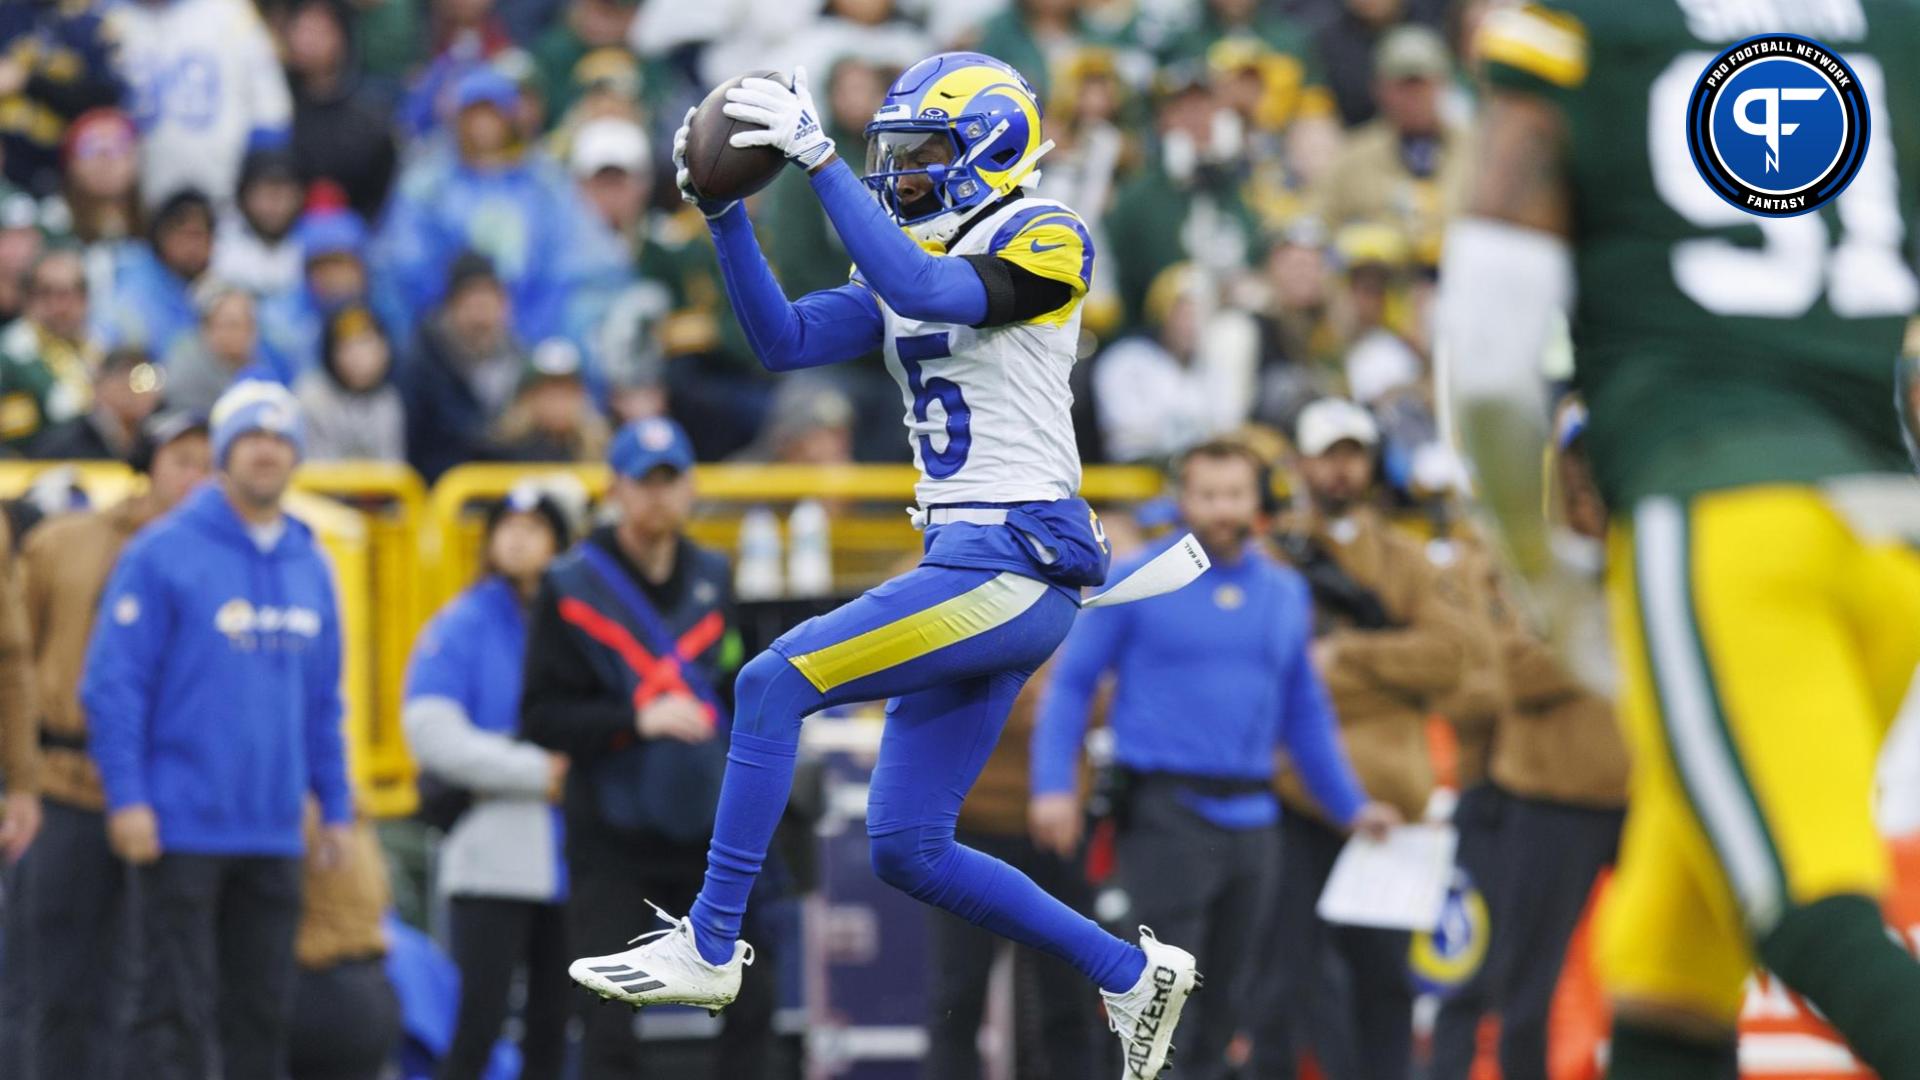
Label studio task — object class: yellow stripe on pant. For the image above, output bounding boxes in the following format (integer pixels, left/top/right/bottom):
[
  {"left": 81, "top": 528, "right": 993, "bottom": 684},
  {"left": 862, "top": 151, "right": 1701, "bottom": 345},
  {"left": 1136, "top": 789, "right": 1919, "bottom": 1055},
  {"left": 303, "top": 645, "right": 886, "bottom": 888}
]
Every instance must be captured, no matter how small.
[
  {"left": 1596, "top": 484, "right": 1920, "bottom": 1021},
  {"left": 788, "top": 572, "right": 1050, "bottom": 692}
]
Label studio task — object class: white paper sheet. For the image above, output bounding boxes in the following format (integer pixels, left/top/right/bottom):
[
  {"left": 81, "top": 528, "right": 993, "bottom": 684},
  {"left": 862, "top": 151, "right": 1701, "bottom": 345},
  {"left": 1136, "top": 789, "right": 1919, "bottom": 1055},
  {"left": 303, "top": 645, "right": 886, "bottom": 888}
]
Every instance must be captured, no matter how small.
[{"left": 1315, "top": 824, "right": 1460, "bottom": 932}]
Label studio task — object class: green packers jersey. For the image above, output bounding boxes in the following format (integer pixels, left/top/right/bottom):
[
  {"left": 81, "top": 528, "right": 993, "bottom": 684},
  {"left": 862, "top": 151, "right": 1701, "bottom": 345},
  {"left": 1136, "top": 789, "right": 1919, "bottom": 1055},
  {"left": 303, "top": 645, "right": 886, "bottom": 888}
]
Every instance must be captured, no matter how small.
[{"left": 1480, "top": 0, "right": 1920, "bottom": 505}]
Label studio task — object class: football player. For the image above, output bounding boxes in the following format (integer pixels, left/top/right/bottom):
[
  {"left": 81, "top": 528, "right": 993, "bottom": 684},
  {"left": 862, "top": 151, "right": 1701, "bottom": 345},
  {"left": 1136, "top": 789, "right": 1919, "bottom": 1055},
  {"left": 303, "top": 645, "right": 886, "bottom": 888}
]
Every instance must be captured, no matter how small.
[
  {"left": 567, "top": 53, "right": 1201, "bottom": 1078},
  {"left": 1439, "top": 2, "right": 1920, "bottom": 1077}
]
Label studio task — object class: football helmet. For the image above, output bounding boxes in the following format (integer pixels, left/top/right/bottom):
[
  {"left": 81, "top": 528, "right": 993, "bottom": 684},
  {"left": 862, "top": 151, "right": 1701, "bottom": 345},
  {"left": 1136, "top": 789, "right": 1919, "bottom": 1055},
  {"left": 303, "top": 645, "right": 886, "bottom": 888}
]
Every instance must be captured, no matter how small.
[{"left": 863, "top": 51, "right": 1054, "bottom": 246}]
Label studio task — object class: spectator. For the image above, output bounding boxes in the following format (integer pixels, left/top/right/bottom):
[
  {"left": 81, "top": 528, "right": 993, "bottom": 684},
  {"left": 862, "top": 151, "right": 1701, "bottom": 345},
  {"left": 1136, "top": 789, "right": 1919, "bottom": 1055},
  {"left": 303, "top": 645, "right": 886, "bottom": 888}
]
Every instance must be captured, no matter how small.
[
  {"left": 1330, "top": 222, "right": 1423, "bottom": 406},
  {"left": 1427, "top": 424, "right": 1627, "bottom": 1080},
  {"left": 59, "top": 109, "right": 141, "bottom": 255},
  {"left": 164, "top": 284, "right": 273, "bottom": 418},
  {"left": 736, "top": 377, "right": 855, "bottom": 466},
  {"left": 111, "top": 0, "right": 294, "bottom": 209},
  {"left": 1104, "top": 74, "right": 1261, "bottom": 328},
  {"left": 563, "top": 113, "right": 704, "bottom": 404},
  {"left": 287, "top": 809, "right": 404, "bottom": 1080},
  {"left": 531, "top": 0, "right": 640, "bottom": 122},
  {"left": 777, "top": 0, "right": 929, "bottom": 95},
  {"left": 521, "top": 417, "right": 775, "bottom": 1080},
  {"left": 376, "top": 66, "right": 596, "bottom": 346},
  {"left": 353, "top": 0, "right": 426, "bottom": 84},
  {"left": 281, "top": 0, "right": 400, "bottom": 222},
  {"left": 1034, "top": 439, "right": 1398, "bottom": 1080},
  {"left": 494, "top": 337, "right": 610, "bottom": 464},
  {"left": 403, "top": 484, "right": 572, "bottom": 1080},
  {"left": 82, "top": 379, "right": 352, "bottom": 1080},
  {"left": 0, "top": 249, "right": 100, "bottom": 452},
  {"left": 927, "top": 672, "right": 1100, "bottom": 1080},
  {"left": 975, "top": 0, "right": 1094, "bottom": 102},
  {"left": 260, "top": 195, "right": 379, "bottom": 378},
  {"left": 212, "top": 149, "right": 309, "bottom": 299},
  {"left": 395, "top": 252, "right": 527, "bottom": 481},
  {"left": 95, "top": 187, "right": 214, "bottom": 356},
  {"left": 1036, "top": 47, "right": 1132, "bottom": 340},
  {"left": 14, "top": 409, "right": 211, "bottom": 1080},
  {"left": 1311, "top": 25, "right": 1465, "bottom": 260},
  {"left": 1309, "top": 0, "right": 1446, "bottom": 128},
  {"left": 0, "top": 191, "right": 48, "bottom": 325},
  {"left": 1163, "top": 0, "right": 1323, "bottom": 72},
  {"left": 1093, "top": 263, "right": 1258, "bottom": 463},
  {"left": 1257, "top": 396, "right": 1466, "bottom": 1080},
  {"left": 540, "top": 45, "right": 646, "bottom": 144},
  {"left": 1254, "top": 223, "right": 1344, "bottom": 429},
  {"left": 32, "top": 346, "right": 162, "bottom": 459},
  {"left": 0, "top": 0, "right": 126, "bottom": 197},
  {"left": 295, "top": 303, "right": 406, "bottom": 462},
  {"left": 399, "top": 0, "right": 518, "bottom": 139}
]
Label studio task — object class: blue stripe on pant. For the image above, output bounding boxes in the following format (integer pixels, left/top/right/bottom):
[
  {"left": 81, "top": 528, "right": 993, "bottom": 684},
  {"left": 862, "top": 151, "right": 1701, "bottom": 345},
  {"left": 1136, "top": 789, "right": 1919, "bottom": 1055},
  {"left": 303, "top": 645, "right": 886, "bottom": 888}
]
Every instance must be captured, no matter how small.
[{"left": 689, "top": 563, "right": 1146, "bottom": 993}]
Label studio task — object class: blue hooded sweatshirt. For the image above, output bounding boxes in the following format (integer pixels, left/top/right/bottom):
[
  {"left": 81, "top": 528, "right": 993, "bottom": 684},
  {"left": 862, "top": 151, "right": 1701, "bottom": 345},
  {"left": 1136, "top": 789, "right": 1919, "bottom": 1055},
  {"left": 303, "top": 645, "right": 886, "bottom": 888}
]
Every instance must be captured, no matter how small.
[{"left": 84, "top": 484, "right": 352, "bottom": 855}]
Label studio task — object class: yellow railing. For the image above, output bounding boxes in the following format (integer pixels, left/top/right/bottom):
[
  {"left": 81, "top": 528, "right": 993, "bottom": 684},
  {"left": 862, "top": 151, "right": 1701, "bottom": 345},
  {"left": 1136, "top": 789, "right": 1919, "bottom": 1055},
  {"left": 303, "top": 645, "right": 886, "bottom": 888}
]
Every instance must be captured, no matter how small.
[
  {"left": 291, "top": 462, "right": 431, "bottom": 818},
  {"left": 2, "top": 460, "right": 1168, "bottom": 817}
]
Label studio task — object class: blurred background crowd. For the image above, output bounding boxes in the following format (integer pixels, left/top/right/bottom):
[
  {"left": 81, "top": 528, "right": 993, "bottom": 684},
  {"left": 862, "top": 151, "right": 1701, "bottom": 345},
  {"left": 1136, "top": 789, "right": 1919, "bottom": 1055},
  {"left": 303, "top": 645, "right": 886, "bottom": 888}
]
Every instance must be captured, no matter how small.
[{"left": 0, "top": 0, "right": 1481, "bottom": 499}]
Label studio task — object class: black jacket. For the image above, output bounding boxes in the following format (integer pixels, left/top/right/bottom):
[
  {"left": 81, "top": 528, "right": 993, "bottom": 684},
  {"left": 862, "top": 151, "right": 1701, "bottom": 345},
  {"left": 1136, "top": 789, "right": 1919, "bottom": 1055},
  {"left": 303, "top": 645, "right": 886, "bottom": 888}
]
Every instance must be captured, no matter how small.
[
  {"left": 521, "top": 528, "right": 738, "bottom": 865},
  {"left": 395, "top": 320, "right": 523, "bottom": 482},
  {"left": 291, "top": 72, "right": 398, "bottom": 221}
]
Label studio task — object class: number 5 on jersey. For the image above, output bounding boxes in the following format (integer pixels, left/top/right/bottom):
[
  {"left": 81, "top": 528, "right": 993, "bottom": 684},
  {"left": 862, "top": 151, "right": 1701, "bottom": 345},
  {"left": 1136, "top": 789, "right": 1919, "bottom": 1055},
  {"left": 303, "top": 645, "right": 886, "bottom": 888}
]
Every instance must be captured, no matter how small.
[{"left": 897, "top": 332, "right": 971, "bottom": 478}]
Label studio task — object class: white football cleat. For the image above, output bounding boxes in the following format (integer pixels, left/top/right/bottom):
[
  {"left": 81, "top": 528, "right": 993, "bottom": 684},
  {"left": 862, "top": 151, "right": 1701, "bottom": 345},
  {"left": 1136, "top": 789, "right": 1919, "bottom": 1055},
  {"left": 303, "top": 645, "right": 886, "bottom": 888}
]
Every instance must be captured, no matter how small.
[
  {"left": 1103, "top": 925, "right": 1201, "bottom": 1079},
  {"left": 568, "top": 900, "right": 754, "bottom": 1014}
]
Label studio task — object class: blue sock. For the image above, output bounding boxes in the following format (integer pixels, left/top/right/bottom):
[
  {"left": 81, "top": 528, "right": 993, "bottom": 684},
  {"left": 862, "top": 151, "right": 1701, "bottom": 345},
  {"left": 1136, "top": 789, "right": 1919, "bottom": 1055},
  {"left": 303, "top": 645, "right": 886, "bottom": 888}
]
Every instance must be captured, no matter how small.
[{"left": 689, "top": 729, "right": 795, "bottom": 966}]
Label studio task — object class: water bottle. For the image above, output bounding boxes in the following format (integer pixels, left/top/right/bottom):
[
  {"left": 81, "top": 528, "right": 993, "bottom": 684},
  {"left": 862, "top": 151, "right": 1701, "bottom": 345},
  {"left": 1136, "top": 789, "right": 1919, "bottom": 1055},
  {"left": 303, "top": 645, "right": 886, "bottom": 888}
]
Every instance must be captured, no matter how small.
[
  {"left": 786, "top": 499, "right": 832, "bottom": 598},
  {"left": 736, "top": 507, "right": 783, "bottom": 600}
]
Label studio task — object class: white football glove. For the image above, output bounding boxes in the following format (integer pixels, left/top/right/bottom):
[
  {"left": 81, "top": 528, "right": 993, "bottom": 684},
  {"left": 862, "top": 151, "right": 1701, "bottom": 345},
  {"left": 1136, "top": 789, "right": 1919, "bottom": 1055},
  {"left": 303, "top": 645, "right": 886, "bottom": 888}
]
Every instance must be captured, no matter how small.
[
  {"left": 722, "top": 67, "right": 836, "bottom": 171},
  {"left": 672, "top": 106, "right": 736, "bottom": 219}
]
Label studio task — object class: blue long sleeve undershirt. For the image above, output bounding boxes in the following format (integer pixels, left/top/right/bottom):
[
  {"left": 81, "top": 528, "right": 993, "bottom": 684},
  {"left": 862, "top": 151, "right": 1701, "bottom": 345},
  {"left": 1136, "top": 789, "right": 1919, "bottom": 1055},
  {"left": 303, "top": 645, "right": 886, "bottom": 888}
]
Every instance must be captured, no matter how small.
[
  {"left": 708, "top": 204, "right": 883, "bottom": 371},
  {"left": 704, "top": 155, "right": 991, "bottom": 372},
  {"left": 806, "top": 158, "right": 988, "bottom": 325}
]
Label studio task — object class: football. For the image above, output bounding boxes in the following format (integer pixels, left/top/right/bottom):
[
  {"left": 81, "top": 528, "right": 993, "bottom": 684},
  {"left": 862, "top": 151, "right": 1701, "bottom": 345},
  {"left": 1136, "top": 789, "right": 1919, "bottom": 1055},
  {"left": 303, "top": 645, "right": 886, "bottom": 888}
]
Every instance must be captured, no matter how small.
[{"left": 683, "top": 70, "right": 789, "bottom": 203}]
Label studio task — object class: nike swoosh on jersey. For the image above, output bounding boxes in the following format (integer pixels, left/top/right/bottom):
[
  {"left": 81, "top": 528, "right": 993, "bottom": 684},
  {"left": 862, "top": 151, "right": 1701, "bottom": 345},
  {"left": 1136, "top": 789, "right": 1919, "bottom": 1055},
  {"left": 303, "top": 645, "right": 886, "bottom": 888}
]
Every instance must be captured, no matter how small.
[{"left": 1029, "top": 240, "right": 1064, "bottom": 253}]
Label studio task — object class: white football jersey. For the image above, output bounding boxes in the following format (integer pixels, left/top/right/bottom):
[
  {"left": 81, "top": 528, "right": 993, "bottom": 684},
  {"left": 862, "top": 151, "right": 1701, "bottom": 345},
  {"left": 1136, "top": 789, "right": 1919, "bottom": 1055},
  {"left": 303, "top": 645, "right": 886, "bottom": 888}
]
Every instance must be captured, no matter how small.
[
  {"left": 110, "top": 0, "right": 294, "bottom": 209},
  {"left": 876, "top": 197, "right": 1094, "bottom": 507}
]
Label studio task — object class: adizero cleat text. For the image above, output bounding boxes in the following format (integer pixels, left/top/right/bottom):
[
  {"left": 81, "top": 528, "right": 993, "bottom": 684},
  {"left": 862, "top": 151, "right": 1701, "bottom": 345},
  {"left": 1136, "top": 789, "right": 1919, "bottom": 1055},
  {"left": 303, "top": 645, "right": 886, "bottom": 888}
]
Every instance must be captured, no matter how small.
[{"left": 1102, "top": 925, "right": 1200, "bottom": 1079}]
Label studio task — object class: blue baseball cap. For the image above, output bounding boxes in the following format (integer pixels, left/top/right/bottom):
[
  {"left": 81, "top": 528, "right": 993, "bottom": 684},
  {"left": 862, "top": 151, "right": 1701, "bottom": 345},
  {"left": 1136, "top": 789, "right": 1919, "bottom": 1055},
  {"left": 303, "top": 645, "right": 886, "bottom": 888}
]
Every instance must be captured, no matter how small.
[
  {"left": 608, "top": 417, "right": 694, "bottom": 479},
  {"left": 295, "top": 206, "right": 368, "bottom": 263},
  {"left": 454, "top": 66, "right": 520, "bottom": 114}
]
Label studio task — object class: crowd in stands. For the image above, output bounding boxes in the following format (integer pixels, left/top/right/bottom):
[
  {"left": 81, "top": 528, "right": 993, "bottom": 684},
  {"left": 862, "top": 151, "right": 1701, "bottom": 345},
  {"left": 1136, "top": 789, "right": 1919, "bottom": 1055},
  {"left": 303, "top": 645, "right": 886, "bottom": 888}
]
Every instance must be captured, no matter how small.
[{"left": 0, "top": 0, "right": 1474, "bottom": 497}]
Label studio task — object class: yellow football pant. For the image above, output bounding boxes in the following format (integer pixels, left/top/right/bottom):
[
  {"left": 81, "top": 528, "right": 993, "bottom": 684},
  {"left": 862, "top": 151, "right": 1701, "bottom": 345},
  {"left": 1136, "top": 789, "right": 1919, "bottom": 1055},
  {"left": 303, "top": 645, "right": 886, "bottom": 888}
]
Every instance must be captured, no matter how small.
[{"left": 1597, "top": 485, "right": 1920, "bottom": 1021}]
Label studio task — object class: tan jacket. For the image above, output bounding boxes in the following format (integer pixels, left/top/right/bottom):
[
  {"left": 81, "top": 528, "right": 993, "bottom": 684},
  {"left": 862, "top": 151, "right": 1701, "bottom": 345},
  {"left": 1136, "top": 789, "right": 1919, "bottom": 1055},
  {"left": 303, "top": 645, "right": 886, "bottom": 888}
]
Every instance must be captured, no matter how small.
[
  {"left": 1491, "top": 632, "right": 1631, "bottom": 808},
  {"left": 1277, "top": 509, "right": 1468, "bottom": 822},
  {"left": 21, "top": 497, "right": 162, "bottom": 809},
  {"left": 0, "top": 514, "right": 36, "bottom": 798},
  {"left": 1309, "top": 118, "right": 1469, "bottom": 258},
  {"left": 297, "top": 810, "right": 391, "bottom": 968}
]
